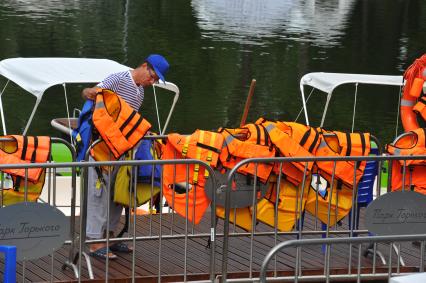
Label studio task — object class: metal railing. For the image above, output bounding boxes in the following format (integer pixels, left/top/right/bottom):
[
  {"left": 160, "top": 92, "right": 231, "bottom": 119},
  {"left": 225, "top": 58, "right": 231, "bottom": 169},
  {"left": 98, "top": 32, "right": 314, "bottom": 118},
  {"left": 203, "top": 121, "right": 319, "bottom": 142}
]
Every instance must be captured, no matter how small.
[
  {"left": 259, "top": 234, "right": 426, "bottom": 283},
  {"left": 0, "top": 144, "right": 426, "bottom": 282},
  {"left": 219, "top": 154, "right": 426, "bottom": 283}
]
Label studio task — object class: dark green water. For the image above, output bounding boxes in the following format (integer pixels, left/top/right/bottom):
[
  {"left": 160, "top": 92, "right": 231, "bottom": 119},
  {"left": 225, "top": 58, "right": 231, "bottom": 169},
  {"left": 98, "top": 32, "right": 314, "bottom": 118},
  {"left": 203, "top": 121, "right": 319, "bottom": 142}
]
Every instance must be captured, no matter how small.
[{"left": 0, "top": 0, "right": 425, "bottom": 145}]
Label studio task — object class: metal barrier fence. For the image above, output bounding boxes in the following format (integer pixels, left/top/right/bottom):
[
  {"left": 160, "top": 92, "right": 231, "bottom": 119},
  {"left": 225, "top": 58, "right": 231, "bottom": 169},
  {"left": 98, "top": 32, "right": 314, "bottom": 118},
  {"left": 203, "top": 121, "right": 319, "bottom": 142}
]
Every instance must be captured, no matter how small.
[
  {"left": 0, "top": 145, "right": 426, "bottom": 282},
  {"left": 219, "top": 154, "right": 426, "bottom": 283},
  {"left": 259, "top": 234, "right": 426, "bottom": 283}
]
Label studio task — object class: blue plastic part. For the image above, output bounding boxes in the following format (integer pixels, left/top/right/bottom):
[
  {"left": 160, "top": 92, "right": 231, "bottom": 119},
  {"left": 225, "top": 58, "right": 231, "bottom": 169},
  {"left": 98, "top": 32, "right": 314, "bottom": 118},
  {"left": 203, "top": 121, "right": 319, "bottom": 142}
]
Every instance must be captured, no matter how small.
[
  {"left": 0, "top": 245, "right": 17, "bottom": 283},
  {"left": 348, "top": 146, "right": 380, "bottom": 231}
]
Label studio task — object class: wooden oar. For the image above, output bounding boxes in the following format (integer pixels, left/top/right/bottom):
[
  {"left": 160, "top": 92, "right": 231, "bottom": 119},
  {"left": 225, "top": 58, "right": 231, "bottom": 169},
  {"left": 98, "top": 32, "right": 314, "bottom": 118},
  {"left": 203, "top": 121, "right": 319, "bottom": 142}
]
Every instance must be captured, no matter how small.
[{"left": 240, "top": 79, "right": 256, "bottom": 127}]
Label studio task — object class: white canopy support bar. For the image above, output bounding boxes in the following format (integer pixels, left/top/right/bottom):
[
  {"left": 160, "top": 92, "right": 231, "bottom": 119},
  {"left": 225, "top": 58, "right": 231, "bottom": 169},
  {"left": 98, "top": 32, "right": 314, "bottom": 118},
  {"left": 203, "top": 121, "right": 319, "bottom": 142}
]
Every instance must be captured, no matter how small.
[
  {"left": 0, "top": 80, "right": 9, "bottom": 135},
  {"left": 153, "top": 81, "right": 180, "bottom": 134},
  {"left": 23, "top": 98, "right": 42, "bottom": 135}
]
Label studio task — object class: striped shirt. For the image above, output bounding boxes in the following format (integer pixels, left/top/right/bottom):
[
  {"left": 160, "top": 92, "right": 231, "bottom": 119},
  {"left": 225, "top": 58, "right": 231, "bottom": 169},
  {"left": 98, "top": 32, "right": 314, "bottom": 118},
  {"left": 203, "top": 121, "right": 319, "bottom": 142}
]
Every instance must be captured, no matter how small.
[{"left": 97, "top": 70, "right": 144, "bottom": 110}]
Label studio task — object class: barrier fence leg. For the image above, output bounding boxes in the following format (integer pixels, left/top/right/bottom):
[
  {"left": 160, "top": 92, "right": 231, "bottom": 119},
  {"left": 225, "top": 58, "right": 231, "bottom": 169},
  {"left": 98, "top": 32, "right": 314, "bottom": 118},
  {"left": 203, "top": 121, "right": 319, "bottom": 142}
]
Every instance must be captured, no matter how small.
[{"left": 0, "top": 245, "right": 17, "bottom": 283}]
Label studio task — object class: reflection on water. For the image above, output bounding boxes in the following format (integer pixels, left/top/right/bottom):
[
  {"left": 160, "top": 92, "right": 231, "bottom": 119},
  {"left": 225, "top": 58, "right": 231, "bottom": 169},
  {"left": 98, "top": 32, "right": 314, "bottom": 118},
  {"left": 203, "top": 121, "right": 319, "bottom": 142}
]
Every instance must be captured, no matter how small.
[
  {"left": 192, "top": 0, "right": 355, "bottom": 47},
  {"left": 1, "top": 0, "right": 78, "bottom": 18}
]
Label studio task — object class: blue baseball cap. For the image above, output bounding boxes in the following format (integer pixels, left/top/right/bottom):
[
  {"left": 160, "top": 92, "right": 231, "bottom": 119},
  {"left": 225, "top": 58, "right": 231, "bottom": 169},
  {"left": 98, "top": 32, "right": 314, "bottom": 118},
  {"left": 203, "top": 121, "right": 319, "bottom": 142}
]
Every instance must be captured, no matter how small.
[{"left": 146, "top": 54, "right": 169, "bottom": 83}]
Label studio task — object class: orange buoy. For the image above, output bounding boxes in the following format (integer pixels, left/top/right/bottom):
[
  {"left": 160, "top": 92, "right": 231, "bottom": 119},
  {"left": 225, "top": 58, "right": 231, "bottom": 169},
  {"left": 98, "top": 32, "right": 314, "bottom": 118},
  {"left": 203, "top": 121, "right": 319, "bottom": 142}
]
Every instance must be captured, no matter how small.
[{"left": 401, "top": 54, "right": 426, "bottom": 132}]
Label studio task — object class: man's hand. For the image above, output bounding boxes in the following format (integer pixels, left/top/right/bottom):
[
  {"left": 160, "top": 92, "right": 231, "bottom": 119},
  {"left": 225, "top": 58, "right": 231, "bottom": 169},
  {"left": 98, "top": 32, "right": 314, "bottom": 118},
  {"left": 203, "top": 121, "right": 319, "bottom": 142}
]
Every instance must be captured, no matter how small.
[{"left": 82, "top": 87, "right": 98, "bottom": 100}]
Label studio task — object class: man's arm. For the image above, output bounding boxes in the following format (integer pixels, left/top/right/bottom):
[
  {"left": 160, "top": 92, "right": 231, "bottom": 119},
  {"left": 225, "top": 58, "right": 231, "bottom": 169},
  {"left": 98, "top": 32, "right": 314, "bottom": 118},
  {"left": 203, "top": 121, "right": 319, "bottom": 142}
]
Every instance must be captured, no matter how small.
[{"left": 82, "top": 87, "right": 98, "bottom": 100}]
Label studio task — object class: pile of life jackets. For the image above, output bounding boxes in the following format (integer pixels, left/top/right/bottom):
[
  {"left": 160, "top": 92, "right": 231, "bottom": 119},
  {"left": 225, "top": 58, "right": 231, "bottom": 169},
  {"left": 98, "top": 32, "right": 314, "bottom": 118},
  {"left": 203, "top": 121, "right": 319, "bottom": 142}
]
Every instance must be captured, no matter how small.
[
  {"left": 386, "top": 128, "right": 426, "bottom": 194},
  {"left": 161, "top": 118, "right": 372, "bottom": 228},
  {"left": 0, "top": 135, "right": 51, "bottom": 206}
]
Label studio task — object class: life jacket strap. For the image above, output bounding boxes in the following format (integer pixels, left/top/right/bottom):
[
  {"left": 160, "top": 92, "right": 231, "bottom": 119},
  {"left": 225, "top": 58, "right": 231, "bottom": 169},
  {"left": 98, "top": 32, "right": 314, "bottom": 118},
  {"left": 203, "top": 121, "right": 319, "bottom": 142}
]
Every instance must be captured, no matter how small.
[
  {"left": 204, "top": 132, "right": 217, "bottom": 178},
  {"left": 14, "top": 136, "right": 30, "bottom": 191},
  {"left": 193, "top": 131, "right": 205, "bottom": 184},
  {"left": 254, "top": 124, "right": 261, "bottom": 145},
  {"left": 181, "top": 136, "right": 191, "bottom": 157},
  {"left": 360, "top": 133, "right": 366, "bottom": 156},
  {"left": 345, "top": 133, "right": 351, "bottom": 156},
  {"left": 125, "top": 115, "right": 144, "bottom": 139},
  {"left": 120, "top": 110, "right": 137, "bottom": 132}
]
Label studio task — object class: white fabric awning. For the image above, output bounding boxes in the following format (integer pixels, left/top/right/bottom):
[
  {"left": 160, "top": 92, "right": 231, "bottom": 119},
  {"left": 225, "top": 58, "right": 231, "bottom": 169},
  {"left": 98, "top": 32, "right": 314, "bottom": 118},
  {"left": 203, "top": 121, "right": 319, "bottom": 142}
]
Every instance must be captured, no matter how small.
[
  {"left": 0, "top": 57, "right": 131, "bottom": 98},
  {"left": 300, "top": 72, "right": 404, "bottom": 94}
]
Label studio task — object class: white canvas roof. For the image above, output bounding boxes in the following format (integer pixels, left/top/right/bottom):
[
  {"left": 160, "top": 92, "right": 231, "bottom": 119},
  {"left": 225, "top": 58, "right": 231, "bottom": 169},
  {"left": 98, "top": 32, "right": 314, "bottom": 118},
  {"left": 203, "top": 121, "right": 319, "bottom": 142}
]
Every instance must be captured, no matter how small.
[
  {"left": 0, "top": 57, "right": 131, "bottom": 98},
  {"left": 0, "top": 57, "right": 180, "bottom": 135},
  {"left": 299, "top": 72, "right": 404, "bottom": 126},
  {"left": 300, "top": 72, "right": 403, "bottom": 95}
]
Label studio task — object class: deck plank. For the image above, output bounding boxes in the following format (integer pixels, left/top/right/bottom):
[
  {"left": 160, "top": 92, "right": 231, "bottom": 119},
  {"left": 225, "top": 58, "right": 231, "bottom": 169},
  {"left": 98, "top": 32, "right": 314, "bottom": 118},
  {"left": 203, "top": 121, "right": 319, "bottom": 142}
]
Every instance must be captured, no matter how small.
[{"left": 0, "top": 208, "right": 424, "bottom": 282}]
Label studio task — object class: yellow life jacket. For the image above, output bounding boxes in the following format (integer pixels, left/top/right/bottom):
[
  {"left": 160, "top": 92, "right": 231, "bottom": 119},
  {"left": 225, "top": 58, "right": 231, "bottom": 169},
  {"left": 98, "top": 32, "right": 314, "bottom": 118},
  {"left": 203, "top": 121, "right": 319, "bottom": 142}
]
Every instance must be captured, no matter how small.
[
  {"left": 304, "top": 169, "right": 354, "bottom": 226},
  {"left": 216, "top": 206, "right": 253, "bottom": 231},
  {"left": 1, "top": 170, "right": 47, "bottom": 206},
  {"left": 215, "top": 174, "right": 311, "bottom": 232},
  {"left": 113, "top": 153, "right": 161, "bottom": 207},
  {"left": 0, "top": 135, "right": 51, "bottom": 205},
  {"left": 91, "top": 88, "right": 151, "bottom": 160},
  {"left": 255, "top": 174, "right": 311, "bottom": 231}
]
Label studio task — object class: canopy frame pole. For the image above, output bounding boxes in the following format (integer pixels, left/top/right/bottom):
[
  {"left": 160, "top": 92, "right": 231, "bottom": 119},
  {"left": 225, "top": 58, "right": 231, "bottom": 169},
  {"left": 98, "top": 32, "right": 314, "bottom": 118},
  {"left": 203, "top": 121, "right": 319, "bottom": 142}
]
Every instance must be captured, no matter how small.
[
  {"left": 157, "top": 83, "right": 179, "bottom": 135},
  {"left": 320, "top": 90, "right": 334, "bottom": 128},
  {"left": 23, "top": 97, "right": 42, "bottom": 135},
  {"left": 0, "top": 80, "right": 10, "bottom": 135},
  {"left": 152, "top": 85, "right": 162, "bottom": 134},
  {"left": 395, "top": 85, "right": 402, "bottom": 138},
  {"left": 295, "top": 87, "right": 314, "bottom": 123},
  {"left": 351, "top": 83, "right": 359, "bottom": 133},
  {"left": 62, "top": 83, "right": 73, "bottom": 141},
  {"left": 299, "top": 83, "right": 310, "bottom": 125}
]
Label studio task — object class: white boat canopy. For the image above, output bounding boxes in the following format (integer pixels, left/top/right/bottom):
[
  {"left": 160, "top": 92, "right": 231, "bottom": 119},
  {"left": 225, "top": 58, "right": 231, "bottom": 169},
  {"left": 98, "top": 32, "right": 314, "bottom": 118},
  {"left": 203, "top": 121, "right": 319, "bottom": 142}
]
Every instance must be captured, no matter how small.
[
  {"left": 0, "top": 57, "right": 179, "bottom": 135},
  {"left": 0, "top": 58, "right": 130, "bottom": 98},
  {"left": 299, "top": 72, "right": 404, "bottom": 127}
]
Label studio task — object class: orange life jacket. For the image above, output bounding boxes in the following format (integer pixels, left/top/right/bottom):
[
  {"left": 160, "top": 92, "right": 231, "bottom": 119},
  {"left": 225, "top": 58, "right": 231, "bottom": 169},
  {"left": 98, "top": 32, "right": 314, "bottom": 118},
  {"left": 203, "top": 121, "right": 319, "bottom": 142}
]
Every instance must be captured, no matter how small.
[
  {"left": 386, "top": 128, "right": 426, "bottom": 194},
  {"left": 389, "top": 161, "right": 426, "bottom": 194},
  {"left": 256, "top": 119, "right": 320, "bottom": 185},
  {"left": 219, "top": 124, "right": 275, "bottom": 182},
  {"left": 386, "top": 128, "right": 426, "bottom": 166},
  {"left": 413, "top": 96, "right": 426, "bottom": 122},
  {"left": 0, "top": 135, "right": 50, "bottom": 182},
  {"left": 315, "top": 131, "right": 370, "bottom": 186},
  {"left": 162, "top": 130, "right": 223, "bottom": 224},
  {"left": 0, "top": 135, "right": 51, "bottom": 205},
  {"left": 91, "top": 88, "right": 151, "bottom": 160},
  {"left": 401, "top": 54, "right": 426, "bottom": 131}
]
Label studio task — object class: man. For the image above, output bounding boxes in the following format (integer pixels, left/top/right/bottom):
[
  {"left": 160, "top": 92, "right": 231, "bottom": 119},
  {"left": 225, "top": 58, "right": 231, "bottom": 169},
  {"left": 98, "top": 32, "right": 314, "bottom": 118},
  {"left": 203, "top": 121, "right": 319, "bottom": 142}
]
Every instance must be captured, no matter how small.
[{"left": 83, "top": 54, "right": 169, "bottom": 260}]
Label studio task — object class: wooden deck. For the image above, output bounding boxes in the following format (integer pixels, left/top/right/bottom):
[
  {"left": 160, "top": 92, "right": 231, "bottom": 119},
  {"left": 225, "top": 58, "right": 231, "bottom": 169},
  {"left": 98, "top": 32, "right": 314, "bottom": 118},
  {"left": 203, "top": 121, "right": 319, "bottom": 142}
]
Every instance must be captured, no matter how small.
[{"left": 1, "top": 209, "right": 425, "bottom": 282}]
